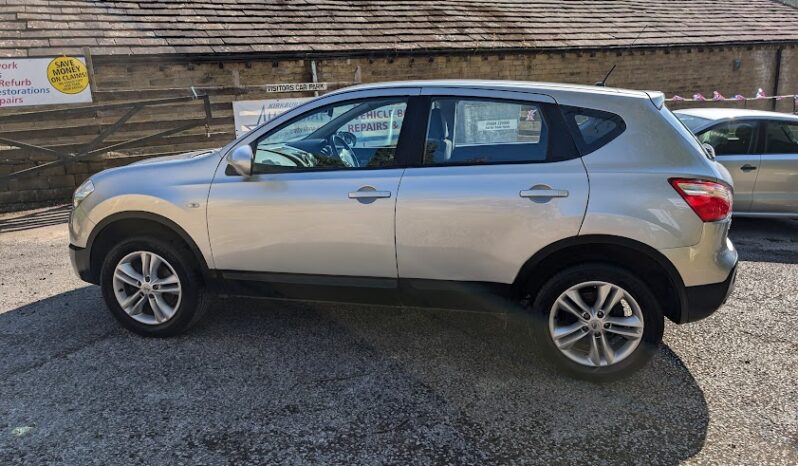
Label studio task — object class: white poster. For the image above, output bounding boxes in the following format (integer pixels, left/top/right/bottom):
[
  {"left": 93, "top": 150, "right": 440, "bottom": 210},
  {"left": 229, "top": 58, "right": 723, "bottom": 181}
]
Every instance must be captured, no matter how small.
[
  {"left": 232, "top": 98, "right": 311, "bottom": 136},
  {"left": 0, "top": 56, "right": 93, "bottom": 108}
]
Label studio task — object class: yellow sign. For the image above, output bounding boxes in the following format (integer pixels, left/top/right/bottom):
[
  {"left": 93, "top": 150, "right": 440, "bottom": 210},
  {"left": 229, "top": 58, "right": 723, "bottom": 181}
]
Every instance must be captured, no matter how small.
[{"left": 46, "top": 56, "right": 89, "bottom": 94}]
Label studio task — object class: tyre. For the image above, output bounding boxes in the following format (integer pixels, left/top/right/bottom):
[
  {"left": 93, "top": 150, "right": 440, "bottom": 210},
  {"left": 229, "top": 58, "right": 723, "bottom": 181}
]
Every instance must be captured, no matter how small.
[
  {"left": 529, "top": 263, "right": 664, "bottom": 381},
  {"left": 99, "top": 236, "right": 210, "bottom": 337}
]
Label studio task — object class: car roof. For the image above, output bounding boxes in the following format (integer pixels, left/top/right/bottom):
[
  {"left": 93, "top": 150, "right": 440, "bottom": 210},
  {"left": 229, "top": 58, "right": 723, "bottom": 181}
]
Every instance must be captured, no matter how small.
[
  {"left": 673, "top": 107, "right": 798, "bottom": 122},
  {"left": 332, "top": 79, "right": 654, "bottom": 100}
]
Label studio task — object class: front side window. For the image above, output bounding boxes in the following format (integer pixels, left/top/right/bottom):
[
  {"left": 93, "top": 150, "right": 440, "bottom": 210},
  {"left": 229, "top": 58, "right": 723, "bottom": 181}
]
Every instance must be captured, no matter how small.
[
  {"left": 697, "top": 121, "right": 757, "bottom": 156},
  {"left": 424, "top": 98, "right": 548, "bottom": 165},
  {"left": 252, "top": 98, "right": 407, "bottom": 173},
  {"left": 764, "top": 120, "right": 798, "bottom": 154}
]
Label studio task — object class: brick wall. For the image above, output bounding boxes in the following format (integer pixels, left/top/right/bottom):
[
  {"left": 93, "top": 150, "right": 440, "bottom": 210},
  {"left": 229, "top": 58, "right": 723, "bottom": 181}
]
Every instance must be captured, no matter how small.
[{"left": 1, "top": 43, "right": 795, "bottom": 211}]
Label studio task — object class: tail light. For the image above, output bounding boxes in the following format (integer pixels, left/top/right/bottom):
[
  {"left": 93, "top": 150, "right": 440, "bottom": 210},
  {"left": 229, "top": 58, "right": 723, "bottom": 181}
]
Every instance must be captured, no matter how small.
[{"left": 669, "top": 178, "right": 733, "bottom": 222}]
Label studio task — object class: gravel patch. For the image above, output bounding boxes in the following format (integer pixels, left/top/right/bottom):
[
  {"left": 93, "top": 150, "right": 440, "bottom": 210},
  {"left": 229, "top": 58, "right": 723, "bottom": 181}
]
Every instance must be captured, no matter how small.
[{"left": 0, "top": 211, "right": 796, "bottom": 465}]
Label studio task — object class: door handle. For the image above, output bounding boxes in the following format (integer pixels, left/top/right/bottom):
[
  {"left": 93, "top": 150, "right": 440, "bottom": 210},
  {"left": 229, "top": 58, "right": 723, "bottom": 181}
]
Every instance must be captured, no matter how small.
[
  {"left": 740, "top": 164, "right": 757, "bottom": 172},
  {"left": 349, "top": 191, "right": 391, "bottom": 199},
  {"left": 349, "top": 186, "right": 391, "bottom": 200},
  {"left": 520, "top": 187, "right": 569, "bottom": 199}
]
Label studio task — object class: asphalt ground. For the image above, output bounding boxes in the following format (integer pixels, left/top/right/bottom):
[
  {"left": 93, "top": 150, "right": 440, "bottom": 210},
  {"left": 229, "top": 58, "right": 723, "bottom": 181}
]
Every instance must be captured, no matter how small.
[{"left": 0, "top": 205, "right": 796, "bottom": 465}]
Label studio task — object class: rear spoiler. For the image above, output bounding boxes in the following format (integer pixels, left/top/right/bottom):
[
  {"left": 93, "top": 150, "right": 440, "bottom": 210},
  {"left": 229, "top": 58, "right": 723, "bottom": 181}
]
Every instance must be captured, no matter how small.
[{"left": 645, "top": 91, "right": 665, "bottom": 109}]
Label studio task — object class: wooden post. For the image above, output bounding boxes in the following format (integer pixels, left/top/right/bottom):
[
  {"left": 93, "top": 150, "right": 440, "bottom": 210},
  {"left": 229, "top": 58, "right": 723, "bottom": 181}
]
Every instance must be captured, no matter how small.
[{"left": 82, "top": 47, "right": 98, "bottom": 100}]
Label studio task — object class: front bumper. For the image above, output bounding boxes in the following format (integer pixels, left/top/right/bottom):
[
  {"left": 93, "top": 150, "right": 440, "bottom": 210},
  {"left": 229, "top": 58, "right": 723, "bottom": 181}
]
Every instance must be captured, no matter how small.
[
  {"left": 682, "top": 265, "right": 737, "bottom": 323},
  {"left": 69, "top": 243, "right": 97, "bottom": 284}
]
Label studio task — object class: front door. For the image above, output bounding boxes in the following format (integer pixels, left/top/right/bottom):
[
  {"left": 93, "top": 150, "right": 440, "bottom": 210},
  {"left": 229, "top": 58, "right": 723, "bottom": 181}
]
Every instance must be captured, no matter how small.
[
  {"left": 395, "top": 91, "right": 590, "bottom": 290},
  {"left": 751, "top": 120, "right": 798, "bottom": 214},
  {"left": 696, "top": 119, "right": 761, "bottom": 212},
  {"left": 208, "top": 95, "right": 415, "bottom": 279}
]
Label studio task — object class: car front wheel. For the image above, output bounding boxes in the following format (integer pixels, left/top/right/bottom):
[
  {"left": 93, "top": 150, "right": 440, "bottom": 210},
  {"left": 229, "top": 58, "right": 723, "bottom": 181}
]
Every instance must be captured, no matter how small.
[
  {"left": 530, "top": 264, "right": 664, "bottom": 381},
  {"left": 100, "top": 236, "right": 209, "bottom": 337}
]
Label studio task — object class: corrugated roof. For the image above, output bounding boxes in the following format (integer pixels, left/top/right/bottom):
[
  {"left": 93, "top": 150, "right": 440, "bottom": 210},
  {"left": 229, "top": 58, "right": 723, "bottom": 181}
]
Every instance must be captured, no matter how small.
[{"left": 2, "top": 0, "right": 798, "bottom": 58}]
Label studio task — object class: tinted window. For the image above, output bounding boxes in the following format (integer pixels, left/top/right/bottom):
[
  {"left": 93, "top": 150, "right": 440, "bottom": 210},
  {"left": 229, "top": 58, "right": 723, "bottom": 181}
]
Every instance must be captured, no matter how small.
[
  {"left": 424, "top": 98, "right": 548, "bottom": 165},
  {"left": 764, "top": 121, "right": 798, "bottom": 154},
  {"left": 252, "top": 98, "right": 407, "bottom": 173},
  {"left": 561, "top": 106, "right": 625, "bottom": 154},
  {"left": 697, "top": 121, "right": 757, "bottom": 156}
]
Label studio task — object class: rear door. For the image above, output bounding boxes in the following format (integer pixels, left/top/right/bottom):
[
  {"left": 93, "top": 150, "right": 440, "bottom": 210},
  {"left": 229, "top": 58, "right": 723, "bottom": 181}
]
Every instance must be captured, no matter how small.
[
  {"left": 751, "top": 119, "right": 798, "bottom": 214},
  {"left": 395, "top": 88, "right": 589, "bottom": 290},
  {"left": 695, "top": 120, "right": 761, "bottom": 212}
]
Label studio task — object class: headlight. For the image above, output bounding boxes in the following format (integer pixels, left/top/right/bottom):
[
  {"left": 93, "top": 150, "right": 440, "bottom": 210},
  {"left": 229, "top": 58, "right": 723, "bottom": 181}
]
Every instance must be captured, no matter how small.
[{"left": 73, "top": 179, "right": 95, "bottom": 208}]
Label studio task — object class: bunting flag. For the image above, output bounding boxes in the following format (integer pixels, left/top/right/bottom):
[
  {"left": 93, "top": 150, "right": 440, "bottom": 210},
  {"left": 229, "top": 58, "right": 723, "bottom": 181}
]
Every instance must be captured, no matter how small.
[{"left": 666, "top": 91, "right": 798, "bottom": 103}]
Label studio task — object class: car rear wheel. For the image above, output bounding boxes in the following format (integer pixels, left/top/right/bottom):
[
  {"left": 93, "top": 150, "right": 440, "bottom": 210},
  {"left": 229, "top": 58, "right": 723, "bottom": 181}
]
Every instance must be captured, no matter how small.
[
  {"left": 529, "top": 263, "right": 664, "bottom": 381},
  {"left": 100, "top": 236, "right": 209, "bottom": 337}
]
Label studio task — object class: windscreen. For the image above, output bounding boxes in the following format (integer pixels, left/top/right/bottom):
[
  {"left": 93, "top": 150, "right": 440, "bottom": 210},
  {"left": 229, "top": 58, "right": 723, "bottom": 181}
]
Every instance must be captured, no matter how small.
[{"left": 674, "top": 113, "right": 711, "bottom": 132}]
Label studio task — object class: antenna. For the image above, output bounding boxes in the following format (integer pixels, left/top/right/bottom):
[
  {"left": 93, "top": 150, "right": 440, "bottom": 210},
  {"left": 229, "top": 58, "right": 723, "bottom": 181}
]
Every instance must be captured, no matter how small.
[
  {"left": 595, "top": 65, "right": 616, "bottom": 87},
  {"left": 595, "top": 24, "right": 648, "bottom": 87}
]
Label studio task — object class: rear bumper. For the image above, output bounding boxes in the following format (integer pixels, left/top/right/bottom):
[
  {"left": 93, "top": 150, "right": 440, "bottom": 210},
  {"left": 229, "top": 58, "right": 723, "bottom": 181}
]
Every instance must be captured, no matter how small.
[
  {"left": 69, "top": 243, "right": 97, "bottom": 284},
  {"left": 682, "top": 265, "right": 737, "bottom": 323}
]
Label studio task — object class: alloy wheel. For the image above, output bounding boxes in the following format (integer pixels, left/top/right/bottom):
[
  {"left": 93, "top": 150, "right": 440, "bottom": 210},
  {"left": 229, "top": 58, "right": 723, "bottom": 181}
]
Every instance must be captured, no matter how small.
[
  {"left": 112, "top": 250, "right": 182, "bottom": 325},
  {"left": 548, "top": 281, "right": 644, "bottom": 367}
]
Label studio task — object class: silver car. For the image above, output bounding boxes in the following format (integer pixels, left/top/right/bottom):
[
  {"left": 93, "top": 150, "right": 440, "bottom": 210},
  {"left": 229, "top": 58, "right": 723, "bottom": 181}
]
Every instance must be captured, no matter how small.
[
  {"left": 675, "top": 108, "right": 798, "bottom": 217},
  {"left": 69, "top": 80, "right": 737, "bottom": 380}
]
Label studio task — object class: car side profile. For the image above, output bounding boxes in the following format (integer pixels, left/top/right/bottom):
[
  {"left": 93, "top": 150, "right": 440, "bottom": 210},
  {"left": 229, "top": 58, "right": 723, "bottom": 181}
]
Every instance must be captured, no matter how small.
[
  {"left": 675, "top": 108, "right": 798, "bottom": 217},
  {"left": 69, "top": 80, "right": 738, "bottom": 380}
]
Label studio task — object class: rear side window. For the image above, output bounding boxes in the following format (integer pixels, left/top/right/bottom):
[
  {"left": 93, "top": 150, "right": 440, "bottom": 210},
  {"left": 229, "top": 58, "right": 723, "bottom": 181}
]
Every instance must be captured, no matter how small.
[
  {"left": 561, "top": 106, "right": 626, "bottom": 155},
  {"left": 423, "top": 97, "right": 548, "bottom": 165},
  {"left": 764, "top": 121, "right": 798, "bottom": 154},
  {"left": 697, "top": 121, "right": 757, "bottom": 156}
]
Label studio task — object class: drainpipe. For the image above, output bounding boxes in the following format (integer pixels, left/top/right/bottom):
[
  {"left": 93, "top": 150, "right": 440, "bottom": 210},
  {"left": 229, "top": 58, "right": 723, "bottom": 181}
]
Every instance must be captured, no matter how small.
[{"left": 772, "top": 46, "right": 783, "bottom": 111}]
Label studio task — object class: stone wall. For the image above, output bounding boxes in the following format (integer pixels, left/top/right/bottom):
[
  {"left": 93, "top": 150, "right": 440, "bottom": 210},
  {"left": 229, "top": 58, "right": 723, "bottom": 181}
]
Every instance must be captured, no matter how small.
[{"left": 1, "top": 43, "right": 795, "bottom": 211}]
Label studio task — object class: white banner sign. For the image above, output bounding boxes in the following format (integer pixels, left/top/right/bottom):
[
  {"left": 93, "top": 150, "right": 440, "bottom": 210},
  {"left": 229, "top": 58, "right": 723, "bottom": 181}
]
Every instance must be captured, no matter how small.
[
  {"left": 232, "top": 98, "right": 311, "bottom": 136},
  {"left": 0, "top": 56, "right": 93, "bottom": 108}
]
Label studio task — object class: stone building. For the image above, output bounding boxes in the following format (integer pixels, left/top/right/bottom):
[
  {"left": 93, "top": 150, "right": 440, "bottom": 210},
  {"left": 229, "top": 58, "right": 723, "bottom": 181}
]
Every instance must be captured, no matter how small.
[{"left": 1, "top": 0, "right": 798, "bottom": 210}]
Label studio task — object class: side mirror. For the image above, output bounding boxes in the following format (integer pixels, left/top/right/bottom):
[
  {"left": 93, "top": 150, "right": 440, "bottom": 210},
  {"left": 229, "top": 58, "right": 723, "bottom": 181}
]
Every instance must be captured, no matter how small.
[
  {"left": 702, "top": 143, "right": 716, "bottom": 160},
  {"left": 227, "top": 145, "right": 253, "bottom": 176}
]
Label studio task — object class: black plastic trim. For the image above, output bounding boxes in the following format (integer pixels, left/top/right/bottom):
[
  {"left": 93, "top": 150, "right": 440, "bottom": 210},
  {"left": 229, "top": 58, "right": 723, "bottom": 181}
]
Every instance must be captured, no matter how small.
[
  {"left": 69, "top": 243, "right": 94, "bottom": 283},
  {"left": 683, "top": 265, "right": 736, "bottom": 323},
  {"left": 513, "top": 234, "right": 690, "bottom": 323},
  {"left": 83, "top": 211, "right": 212, "bottom": 283},
  {"left": 218, "top": 270, "right": 402, "bottom": 306},
  {"left": 217, "top": 271, "right": 515, "bottom": 312}
]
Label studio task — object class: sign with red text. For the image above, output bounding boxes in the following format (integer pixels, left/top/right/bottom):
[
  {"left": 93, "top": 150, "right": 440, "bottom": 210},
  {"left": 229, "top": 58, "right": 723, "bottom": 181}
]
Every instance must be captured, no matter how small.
[{"left": 0, "top": 56, "right": 92, "bottom": 108}]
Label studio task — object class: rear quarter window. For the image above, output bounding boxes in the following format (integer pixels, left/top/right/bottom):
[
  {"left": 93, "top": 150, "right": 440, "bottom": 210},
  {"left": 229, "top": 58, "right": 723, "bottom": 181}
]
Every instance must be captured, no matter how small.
[{"left": 561, "top": 106, "right": 626, "bottom": 155}]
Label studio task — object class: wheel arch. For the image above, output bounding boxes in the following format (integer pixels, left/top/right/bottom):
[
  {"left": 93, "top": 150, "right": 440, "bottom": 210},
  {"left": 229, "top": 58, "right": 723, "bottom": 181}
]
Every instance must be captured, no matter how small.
[
  {"left": 513, "top": 235, "right": 688, "bottom": 323},
  {"left": 85, "top": 211, "right": 212, "bottom": 285}
]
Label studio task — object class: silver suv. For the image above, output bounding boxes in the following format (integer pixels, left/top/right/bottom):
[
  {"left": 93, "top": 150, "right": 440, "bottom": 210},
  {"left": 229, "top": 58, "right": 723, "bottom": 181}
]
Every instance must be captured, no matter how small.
[{"left": 69, "top": 80, "right": 738, "bottom": 380}]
